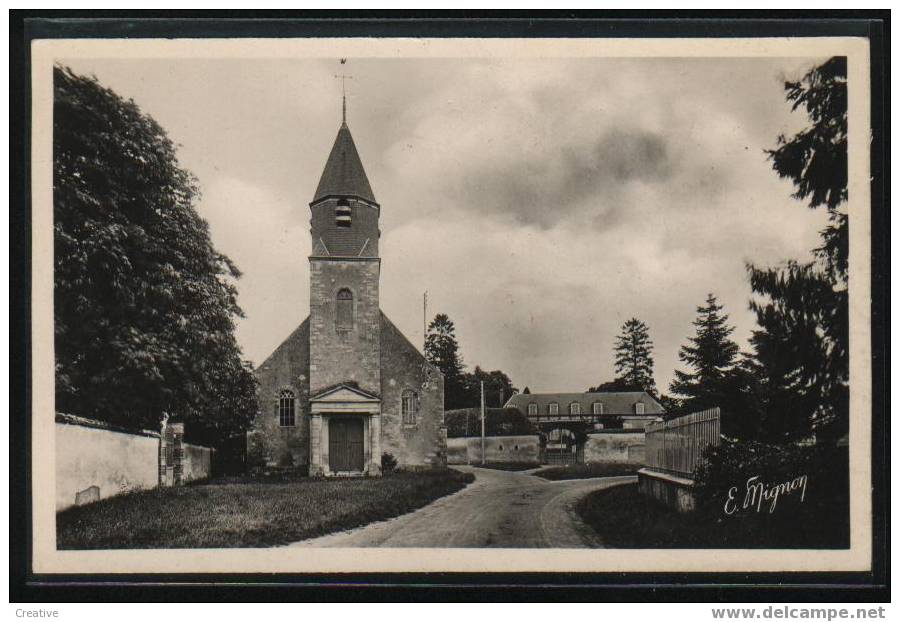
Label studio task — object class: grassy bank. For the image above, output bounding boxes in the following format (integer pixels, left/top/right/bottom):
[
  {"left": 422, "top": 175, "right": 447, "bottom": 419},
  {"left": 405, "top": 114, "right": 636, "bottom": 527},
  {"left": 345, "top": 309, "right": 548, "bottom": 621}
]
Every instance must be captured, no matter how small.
[
  {"left": 468, "top": 462, "right": 539, "bottom": 471},
  {"left": 576, "top": 483, "right": 849, "bottom": 548},
  {"left": 532, "top": 463, "right": 641, "bottom": 480},
  {"left": 57, "top": 469, "right": 474, "bottom": 549}
]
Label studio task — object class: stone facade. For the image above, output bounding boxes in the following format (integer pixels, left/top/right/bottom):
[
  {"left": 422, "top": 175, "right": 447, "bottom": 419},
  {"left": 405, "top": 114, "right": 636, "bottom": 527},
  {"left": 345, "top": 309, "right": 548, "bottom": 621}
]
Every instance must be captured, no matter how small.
[{"left": 309, "top": 258, "right": 381, "bottom": 395}]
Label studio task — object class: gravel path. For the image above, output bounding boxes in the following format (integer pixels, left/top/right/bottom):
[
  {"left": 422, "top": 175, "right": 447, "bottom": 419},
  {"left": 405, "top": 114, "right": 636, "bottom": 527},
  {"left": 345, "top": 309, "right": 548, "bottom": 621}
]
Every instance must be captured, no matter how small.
[{"left": 289, "top": 466, "right": 635, "bottom": 548}]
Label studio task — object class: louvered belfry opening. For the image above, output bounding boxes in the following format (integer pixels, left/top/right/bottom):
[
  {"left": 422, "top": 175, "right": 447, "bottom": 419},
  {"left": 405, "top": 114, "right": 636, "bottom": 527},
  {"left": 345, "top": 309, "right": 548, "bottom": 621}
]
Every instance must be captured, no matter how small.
[{"left": 335, "top": 198, "right": 352, "bottom": 228}]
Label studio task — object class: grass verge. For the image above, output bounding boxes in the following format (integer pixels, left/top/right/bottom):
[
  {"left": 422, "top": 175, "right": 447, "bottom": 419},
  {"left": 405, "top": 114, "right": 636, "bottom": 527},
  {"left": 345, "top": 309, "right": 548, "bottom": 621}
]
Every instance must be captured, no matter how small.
[
  {"left": 575, "top": 483, "right": 849, "bottom": 548},
  {"left": 532, "top": 462, "right": 641, "bottom": 480},
  {"left": 467, "top": 461, "right": 539, "bottom": 471},
  {"left": 57, "top": 468, "right": 474, "bottom": 549}
]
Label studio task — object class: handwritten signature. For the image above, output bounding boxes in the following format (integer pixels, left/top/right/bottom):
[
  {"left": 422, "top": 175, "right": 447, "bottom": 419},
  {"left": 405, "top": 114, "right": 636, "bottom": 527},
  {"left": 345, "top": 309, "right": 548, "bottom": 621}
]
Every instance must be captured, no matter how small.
[{"left": 724, "top": 474, "right": 808, "bottom": 515}]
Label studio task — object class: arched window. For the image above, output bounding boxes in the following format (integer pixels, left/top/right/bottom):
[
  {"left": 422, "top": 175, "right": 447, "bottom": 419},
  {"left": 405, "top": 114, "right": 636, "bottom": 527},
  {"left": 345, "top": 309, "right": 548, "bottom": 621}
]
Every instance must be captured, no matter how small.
[
  {"left": 634, "top": 402, "right": 646, "bottom": 415},
  {"left": 279, "top": 390, "right": 296, "bottom": 427},
  {"left": 592, "top": 402, "right": 604, "bottom": 415},
  {"left": 336, "top": 288, "right": 353, "bottom": 330},
  {"left": 335, "top": 198, "right": 352, "bottom": 228},
  {"left": 548, "top": 402, "right": 559, "bottom": 416},
  {"left": 527, "top": 403, "right": 538, "bottom": 416},
  {"left": 569, "top": 402, "right": 581, "bottom": 415},
  {"left": 401, "top": 389, "right": 419, "bottom": 425}
]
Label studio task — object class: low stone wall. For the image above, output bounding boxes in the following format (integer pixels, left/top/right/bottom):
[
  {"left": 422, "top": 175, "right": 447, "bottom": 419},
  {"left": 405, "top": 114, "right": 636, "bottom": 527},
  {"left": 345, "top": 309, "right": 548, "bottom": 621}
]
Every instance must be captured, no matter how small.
[
  {"left": 182, "top": 443, "right": 214, "bottom": 483},
  {"left": 637, "top": 468, "right": 696, "bottom": 513},
  {"left": 56, "top": 414, "right": 213, "bottom": 511},
  {"left": 56, "top": 417, "right": 160, "bottom": 511},
  {"left": 584, "top": 431, "right": 645, "bottom": 464},
  {"left": 446, "top": 435, "right": 540, "bottom": 464}
]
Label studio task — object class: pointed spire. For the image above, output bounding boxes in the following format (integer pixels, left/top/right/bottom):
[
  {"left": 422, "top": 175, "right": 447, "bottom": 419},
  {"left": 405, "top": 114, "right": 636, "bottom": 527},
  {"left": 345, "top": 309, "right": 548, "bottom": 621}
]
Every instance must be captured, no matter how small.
[
  {"left": 312, "top": 121, "right": 377, "bottom": 205},
  {"left": 342, "top": 92, "right": 347, "bottom": 126}
]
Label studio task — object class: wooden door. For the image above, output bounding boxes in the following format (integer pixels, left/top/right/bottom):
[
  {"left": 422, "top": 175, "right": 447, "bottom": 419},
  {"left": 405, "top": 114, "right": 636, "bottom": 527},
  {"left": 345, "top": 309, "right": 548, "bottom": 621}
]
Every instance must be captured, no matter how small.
[{"left": 329, "top": 418, "right": 365, "bottom": 472}]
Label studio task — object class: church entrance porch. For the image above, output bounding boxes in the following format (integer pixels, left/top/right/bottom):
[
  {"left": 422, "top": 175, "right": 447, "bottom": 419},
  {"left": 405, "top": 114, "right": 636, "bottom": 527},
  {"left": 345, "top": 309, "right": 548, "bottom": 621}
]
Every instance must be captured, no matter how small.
[
  {"left": 309, "top": 383, "right": 383, "bottom": 477},
  {"left": 328, "top": 417, "right": 365, "bottom": 473}
]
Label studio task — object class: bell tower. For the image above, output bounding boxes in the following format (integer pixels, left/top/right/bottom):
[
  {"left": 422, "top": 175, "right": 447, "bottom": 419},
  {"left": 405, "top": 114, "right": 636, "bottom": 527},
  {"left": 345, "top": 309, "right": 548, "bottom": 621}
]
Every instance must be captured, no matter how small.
[{"left": 307, "top": 107, "right": 381, "bottom": 398}]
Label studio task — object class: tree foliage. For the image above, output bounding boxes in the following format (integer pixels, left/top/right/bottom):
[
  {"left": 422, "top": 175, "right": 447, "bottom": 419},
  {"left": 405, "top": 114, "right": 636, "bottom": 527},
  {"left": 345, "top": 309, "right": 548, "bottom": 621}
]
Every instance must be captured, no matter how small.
[
  {"left": 746, "top": 57, "right": 849, "bottom": 443},
  {"left": 613, "top": 318, "right": 656, "bottom": 393},
  {"left": 669, "top": 294, "right": 740, "bottom": 412},
  {"left": 53, "top": 66, "right": 256, "bottom": 444},
  {"left": 424, "top": 313, "right": 467, "bottom": 409},
  {"left": 462, "top": 367, "right": 518, "bottom": 409}
]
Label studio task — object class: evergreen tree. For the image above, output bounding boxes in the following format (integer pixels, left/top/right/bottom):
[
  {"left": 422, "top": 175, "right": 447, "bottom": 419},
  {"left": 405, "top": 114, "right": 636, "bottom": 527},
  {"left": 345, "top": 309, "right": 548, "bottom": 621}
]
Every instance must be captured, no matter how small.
[
  {"left": 522, "top": 386, "right": 530, "bottom": 395},
  {"left": 613, "top": 318, "right": 656, "bottom": 393},
  {"left": 747, "top": 57, "right": 849, "bottom": 443},
  {"left": 53, "top": 66, "right": 256, "bottom": 444},
  {"left": 669, "top": 294, "right": 740, "bottom": 411},
  {"left": 424, "top": 313, "right": 467, "bottom": 409}
]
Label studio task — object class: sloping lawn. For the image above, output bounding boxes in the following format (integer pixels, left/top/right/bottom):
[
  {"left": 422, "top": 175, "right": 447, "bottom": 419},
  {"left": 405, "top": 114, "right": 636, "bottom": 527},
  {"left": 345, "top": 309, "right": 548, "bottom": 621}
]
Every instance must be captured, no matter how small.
[
  {"left": 57, "top": 469, "right": 474, "bottom": 549},
  {"left": 576, "top": 483, "right": 849, "bottom": 548},
  {"left": 533, "top": 462, "right": 641, "bottom": 480}
]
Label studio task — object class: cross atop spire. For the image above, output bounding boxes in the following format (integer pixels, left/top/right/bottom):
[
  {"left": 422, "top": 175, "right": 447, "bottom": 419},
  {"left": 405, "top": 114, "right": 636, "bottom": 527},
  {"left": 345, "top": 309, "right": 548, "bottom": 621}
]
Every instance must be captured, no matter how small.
[{"left": 335, "top": 61, "right": 352, "bottom": 127}]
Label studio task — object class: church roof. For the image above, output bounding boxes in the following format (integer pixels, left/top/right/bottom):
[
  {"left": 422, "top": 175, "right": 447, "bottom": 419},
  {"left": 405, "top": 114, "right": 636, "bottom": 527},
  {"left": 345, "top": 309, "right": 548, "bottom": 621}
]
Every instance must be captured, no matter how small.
[{"left": 312, "top": 122, "right": 377, "bottom": 205}]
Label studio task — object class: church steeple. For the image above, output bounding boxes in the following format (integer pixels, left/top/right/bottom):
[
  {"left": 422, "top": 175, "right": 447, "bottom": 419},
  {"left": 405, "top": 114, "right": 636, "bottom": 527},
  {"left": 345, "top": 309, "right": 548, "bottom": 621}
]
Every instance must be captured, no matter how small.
[{"left": 312, "top": 120, "right": 377, "bottom": 206}]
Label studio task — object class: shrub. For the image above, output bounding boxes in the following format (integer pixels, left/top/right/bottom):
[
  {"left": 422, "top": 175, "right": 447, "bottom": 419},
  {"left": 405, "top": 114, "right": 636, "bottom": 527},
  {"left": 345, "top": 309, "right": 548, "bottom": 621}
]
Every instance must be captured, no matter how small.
[
  {"left": 693, "top": 440, "right": 849, "bottom": 548},
  {"left": 381, "top": 452, "right": 398, "bottom": 473},
  {"left": 444, "top": 407, "right": 537, "bottom": 438}
]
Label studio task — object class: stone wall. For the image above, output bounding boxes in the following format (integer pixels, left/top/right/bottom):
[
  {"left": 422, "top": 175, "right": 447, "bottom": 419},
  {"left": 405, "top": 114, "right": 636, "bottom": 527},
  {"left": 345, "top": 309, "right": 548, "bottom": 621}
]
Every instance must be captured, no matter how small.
[
  {"left": 309, "top": 259, "right": 381, "bottom": 396},
  {"left": 638, "top": 468, "right": 696, "bottom": 513},
  {"left": 56, "top": 418, "right": 159, "bottom": 511},
  {"left": 446, "top": 435, "right": 540, "bottom": 465},
  {"left": 55, "top": 415, "right": 213, "bottom": 511},
  {"left": 250, "top": 318, "right": 312, "bottom": 468},
  {"left": 380, "top": 313, "right": 447, "bottom": 468},
  {"left": 182, "top": 443, "right": 213, "bottom": 483},
  {"left": 584, "top": 431, "right": 646, "bottom": 463}
]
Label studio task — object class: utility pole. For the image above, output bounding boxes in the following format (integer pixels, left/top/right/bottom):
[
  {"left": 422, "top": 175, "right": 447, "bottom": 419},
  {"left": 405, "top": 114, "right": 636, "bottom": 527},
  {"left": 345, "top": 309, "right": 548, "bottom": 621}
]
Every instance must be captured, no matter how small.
[
  {"left": 481, "top": 381, "right": 486, "bottom": 465},
  {"left": 423, "top": 290, "right": 428, "bottom": 351}
]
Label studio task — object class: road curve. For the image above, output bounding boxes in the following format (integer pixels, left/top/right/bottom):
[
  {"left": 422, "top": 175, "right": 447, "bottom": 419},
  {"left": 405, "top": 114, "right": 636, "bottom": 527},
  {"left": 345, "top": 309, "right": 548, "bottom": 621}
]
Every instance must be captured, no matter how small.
[{"left": 289, "top": 466, "right": 635, "bottom": 548}]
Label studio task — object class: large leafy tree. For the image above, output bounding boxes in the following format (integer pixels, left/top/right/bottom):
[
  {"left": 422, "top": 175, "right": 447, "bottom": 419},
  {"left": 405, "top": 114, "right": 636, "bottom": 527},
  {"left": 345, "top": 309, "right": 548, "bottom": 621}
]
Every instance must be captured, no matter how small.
[
  {"left": 424, "top": 313, "right": 467, "bottom": 409},
  {"left": 53, "top": 66, "right": 256, "bottom": 444},
  {"left": 613, "top": 318, "right": 656, "bottom": 394},
  {"left": 462, "top": 367, "right": 518, "bottom": 408},
  {"left": 669, "top": 294, "right": 740, "bottom": 411},
  {"left": 747, "top": 56, "right": 849, "bottom": 443}
]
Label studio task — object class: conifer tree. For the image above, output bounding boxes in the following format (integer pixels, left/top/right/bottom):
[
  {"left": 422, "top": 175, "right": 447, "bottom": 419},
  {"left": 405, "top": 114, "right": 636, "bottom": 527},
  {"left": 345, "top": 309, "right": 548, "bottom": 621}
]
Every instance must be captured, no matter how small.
[
  {"left": 669, "top": 294, "right": 740, "bottom": 411},
  {"left": 425, "top": 313, "right": 466, "bottom": 408},
  {"left": 613, "top": 318, "right": 656, "bottom": 393}
]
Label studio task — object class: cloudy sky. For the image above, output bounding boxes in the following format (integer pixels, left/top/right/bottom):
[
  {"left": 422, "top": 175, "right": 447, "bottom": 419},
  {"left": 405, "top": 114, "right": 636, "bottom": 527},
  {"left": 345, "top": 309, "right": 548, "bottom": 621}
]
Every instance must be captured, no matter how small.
[{"left": 61, "top": 55, "right": 829, "bottom": 393}]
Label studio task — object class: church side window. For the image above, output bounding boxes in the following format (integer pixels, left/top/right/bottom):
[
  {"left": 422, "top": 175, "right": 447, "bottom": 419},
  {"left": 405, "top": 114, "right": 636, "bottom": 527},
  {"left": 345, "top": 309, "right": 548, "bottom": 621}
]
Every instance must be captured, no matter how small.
[
  {"left": 401, "top": 389, "right": 419, "bottom": 425},
  {"left": 336, "top": 288, "right": 353, "bottom": 330},
  {"left": 635, "top": 402, "right": 645, "bottom": 415},
  {"left": 548, "top": 402, "right": 559, "bottom": 416},
  {"left": 336, "top": 199, "right": 352, "bottom": 228},
  {"left": 279, "top": 390, "right": 296, "bottom": 427},
  {"left": 527, "top": 403, "right": 538, "bottom": 416},
  {"left": 569, "top": 402, "right": 581, "bottom": 416},
  {"left": 592, "top": 401, "right": 604, "bottom": 415}
]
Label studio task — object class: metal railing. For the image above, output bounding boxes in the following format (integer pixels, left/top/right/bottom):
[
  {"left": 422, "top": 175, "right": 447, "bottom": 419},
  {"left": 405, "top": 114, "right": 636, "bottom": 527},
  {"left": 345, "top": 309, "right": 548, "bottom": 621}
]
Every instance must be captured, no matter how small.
[{"left": 644, "top": 407, "right": 721, "bottom": 477}]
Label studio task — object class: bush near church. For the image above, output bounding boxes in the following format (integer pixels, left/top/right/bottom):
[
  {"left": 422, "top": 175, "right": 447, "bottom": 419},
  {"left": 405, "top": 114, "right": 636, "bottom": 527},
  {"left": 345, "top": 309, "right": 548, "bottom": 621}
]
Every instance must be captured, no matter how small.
[{"left": 444, "top": 407, "right": 537, "bottom": 438}]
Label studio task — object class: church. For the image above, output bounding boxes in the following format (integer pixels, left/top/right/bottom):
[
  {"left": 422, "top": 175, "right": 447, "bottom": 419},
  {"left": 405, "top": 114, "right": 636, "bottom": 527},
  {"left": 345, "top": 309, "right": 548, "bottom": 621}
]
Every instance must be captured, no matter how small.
[{"left": 248, "top": 103, "right": 446, "bottom": 476}]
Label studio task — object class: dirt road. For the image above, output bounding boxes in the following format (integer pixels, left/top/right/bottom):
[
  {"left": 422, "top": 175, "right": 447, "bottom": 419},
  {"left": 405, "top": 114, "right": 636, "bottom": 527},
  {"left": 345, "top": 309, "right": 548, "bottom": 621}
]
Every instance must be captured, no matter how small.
[{"left": 290, "top": 466, "right": 634, "bottom": 548}]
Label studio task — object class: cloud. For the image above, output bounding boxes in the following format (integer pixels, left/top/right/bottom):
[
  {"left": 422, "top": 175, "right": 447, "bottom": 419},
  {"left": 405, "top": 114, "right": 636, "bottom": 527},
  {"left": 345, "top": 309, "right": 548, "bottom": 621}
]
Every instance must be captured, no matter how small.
[{"left": 63, "top": 56, "right": 832, "bottom": 393}]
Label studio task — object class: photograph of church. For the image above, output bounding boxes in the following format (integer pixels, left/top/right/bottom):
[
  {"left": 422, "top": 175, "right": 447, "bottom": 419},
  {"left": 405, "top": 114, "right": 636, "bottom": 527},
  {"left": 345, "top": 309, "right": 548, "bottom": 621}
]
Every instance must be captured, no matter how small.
[
  {"left": 249, "top": 103, "right": 446, "bottom": 475},
  {"left": 39, "top": 37, "right": 871, "bottom": 568}
]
